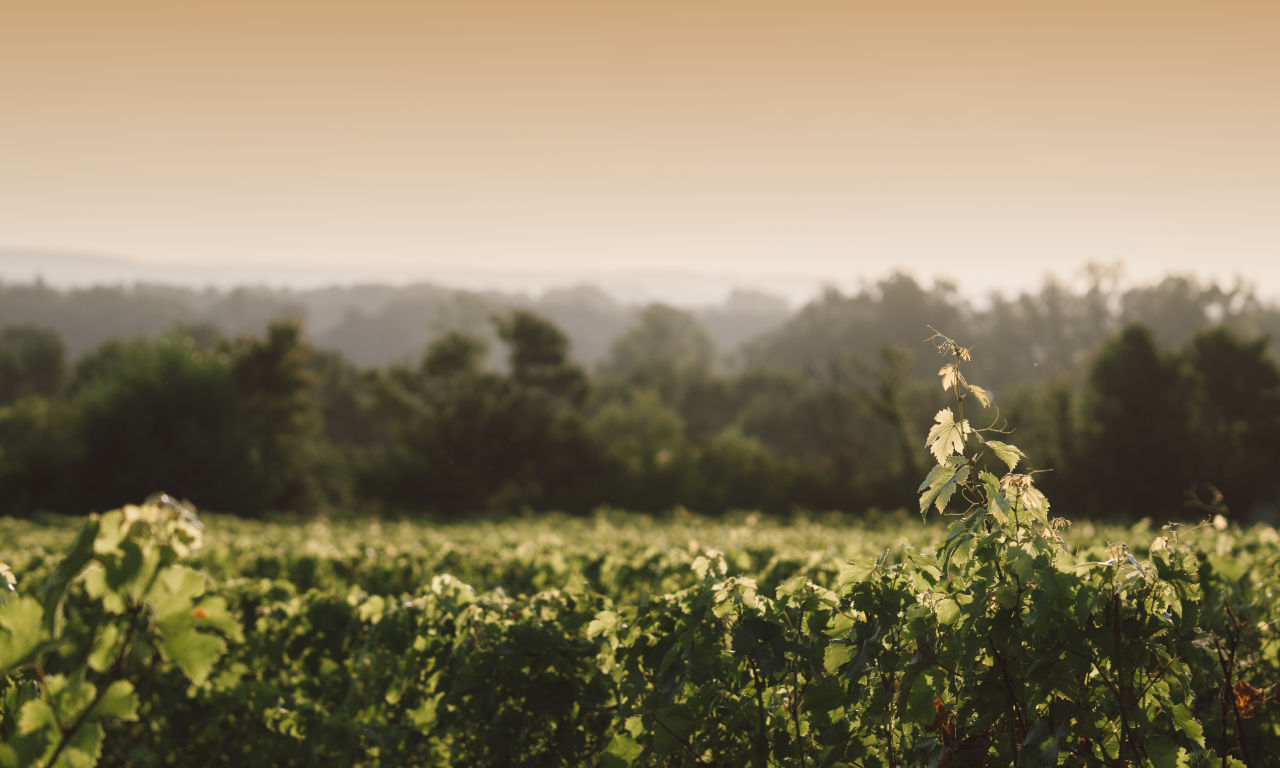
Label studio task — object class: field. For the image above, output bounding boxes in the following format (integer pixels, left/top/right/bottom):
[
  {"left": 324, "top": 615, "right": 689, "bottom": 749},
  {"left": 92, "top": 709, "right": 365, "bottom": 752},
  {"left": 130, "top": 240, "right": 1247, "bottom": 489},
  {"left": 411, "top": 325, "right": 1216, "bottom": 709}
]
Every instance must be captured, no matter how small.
[{"left": 2, "top": 506, "right": 1277, "bottom": 767}]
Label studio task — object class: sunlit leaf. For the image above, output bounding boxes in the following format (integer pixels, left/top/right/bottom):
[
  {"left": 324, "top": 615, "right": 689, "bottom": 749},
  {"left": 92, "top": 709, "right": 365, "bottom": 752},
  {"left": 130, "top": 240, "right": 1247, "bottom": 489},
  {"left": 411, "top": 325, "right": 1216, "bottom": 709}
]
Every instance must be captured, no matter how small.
[
  {"left": 938, "top": 364, "right": 963, "bottom": 392},
  {"left": 926, "top": 408, "right": 970, "bottom": 465},
  {"left": 918, "top": 457, "right": 970, "bottom": 519},
  {"left": 984, "top": 440, "right": 1026, "bottom": 471}
]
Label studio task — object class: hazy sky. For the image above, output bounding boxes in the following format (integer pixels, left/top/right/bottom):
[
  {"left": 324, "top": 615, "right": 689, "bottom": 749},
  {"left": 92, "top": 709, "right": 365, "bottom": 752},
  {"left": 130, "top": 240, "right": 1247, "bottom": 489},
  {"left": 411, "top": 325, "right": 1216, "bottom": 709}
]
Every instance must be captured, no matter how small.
[{"left": 3, "top": 1, "right": 1278, "bottom": 297}]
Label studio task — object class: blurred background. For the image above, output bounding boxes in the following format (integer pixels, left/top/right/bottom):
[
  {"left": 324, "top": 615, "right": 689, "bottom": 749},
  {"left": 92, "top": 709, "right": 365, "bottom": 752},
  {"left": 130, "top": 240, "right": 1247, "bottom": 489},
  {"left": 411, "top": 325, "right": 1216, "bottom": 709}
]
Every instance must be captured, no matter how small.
[{"left": 2, "top": 1, "right": 1278, "bottom": 522}]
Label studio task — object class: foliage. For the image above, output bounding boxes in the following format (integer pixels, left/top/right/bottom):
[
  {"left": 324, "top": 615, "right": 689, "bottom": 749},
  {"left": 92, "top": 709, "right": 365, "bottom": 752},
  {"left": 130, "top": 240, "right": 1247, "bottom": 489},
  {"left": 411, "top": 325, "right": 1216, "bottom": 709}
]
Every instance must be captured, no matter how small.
[
  {"left": 1079, "top": 324, "right": 1196, "bottom": 518},
  {"left": 229, "top": 319, "right": 326, "bottom": 513},
  {"left": 64, "top": 337, "right": 258, "bottom": 513},
  {"left": 0, "top": 497, "right": 239, "bottom": 768},
  {"left": 3, "top": 334, "right": 1278, "bottom": 766},
  {"left": 598, "top": 303, "right": 717, "bottom": 406},
  {"left": 8, "top": 271, "right": 1280, "bottom": 519},
  {"left": 0, "top": 326, "right": 65, "bottom": 406}
]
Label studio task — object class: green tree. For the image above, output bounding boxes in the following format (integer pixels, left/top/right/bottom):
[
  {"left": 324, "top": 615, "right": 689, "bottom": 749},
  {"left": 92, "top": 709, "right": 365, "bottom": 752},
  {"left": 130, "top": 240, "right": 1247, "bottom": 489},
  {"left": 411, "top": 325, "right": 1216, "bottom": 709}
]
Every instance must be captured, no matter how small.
[
  {"left": 1182, "top": 327, "right": 1280, "bottom": 518},
  {"left": 494, "top": 310, "right": 588, "bottom": 405},
  {"left": 1079, "top": 324, "right": 1194, "bottom": 518},
  {"left": 0, "top": 396, "right": 78, "bottom": 515},
  {"left": 599, "top": 304, "right": 716, "bottom": 405},
  {"left": 66, "top": 338, "right": 256, "bottom": 513},
  {"left": 360, "top": 332, "right": 499, "bottom": 515},
  {"left": 587, "top": 389, "right": 689, "bottom": 511},
  {"left": 230, "top": 319, "right": 326, "bottom": 513},
  {"left": 363, "top": 315, "right": 605, "bottom": 516},
  {"left": 688, "top": 428, "right": 790, "bottom": 514},
  {"left": 0, "top": 326, "right": 65, "bottom": 406},
  {"left": 1004, "top": 375, "right": 1084, "bottom": 510}
]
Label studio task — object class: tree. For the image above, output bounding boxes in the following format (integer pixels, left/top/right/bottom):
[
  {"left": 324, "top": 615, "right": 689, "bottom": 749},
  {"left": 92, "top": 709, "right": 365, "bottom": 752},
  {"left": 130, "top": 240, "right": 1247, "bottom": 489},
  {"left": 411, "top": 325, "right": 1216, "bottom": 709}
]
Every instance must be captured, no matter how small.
[
  {"left": 688, "top": 429, "right": 790, "bottom": 514},
  {"left": 599, "top": 304, "right": 716, "bottom": 405},
  {"left": 494, "top": 310, "right": 588, "bottom": 405},
  {"left": 1079, "top": 324, "right": 1194, "bottom": 518},
  {"left": 421, "top": 331, "right": 488, "bottom": 381},
  {"left": 1182, "top": 327, "right": 1280, "bottom": 518},
  {"left": 362, "top": 315, "right": 605, "bottom": 516},
  {"left": 66, "top": 337, "right": 256, "bottom": 513},
  {"left": 231, "top": 319, "right": 326, "bottom": 513},
  {"left": 0, "top": 325, "right": 65, "bottom": 405},
  {"left": 0, "top": 395, "right": 78, "bottom": 515},
  {"left": 587, "top": 389, "right": 690, "bottom": 511}
]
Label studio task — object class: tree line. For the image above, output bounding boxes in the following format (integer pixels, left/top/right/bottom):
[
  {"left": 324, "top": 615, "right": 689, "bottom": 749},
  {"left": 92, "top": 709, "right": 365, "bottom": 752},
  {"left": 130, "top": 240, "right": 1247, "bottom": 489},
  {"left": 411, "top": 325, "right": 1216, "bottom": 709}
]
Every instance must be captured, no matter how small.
[{"left": 1, "top": 270, "right": 1279, "bottom": 522}]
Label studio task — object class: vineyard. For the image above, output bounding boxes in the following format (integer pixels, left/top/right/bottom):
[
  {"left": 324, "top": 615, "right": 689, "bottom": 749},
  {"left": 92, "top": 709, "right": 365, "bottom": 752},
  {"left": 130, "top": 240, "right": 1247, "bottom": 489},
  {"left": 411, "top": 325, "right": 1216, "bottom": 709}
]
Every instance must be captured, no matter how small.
[{"left": 3, "top": 337, "right": 1279, "bottom": 767}]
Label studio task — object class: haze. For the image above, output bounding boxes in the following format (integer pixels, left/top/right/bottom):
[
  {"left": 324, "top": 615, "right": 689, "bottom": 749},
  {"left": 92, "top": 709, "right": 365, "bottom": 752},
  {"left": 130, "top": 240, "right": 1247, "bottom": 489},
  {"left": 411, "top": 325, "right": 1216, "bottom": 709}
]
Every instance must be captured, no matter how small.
[{"left": 3, "top": 1, "right": 1278, "bottom": 300}]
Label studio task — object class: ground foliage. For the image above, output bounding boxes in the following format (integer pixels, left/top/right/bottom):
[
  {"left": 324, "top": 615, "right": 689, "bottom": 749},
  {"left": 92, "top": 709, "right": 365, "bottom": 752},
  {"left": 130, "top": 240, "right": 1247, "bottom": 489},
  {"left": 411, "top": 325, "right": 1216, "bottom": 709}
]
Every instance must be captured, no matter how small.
[{"left": 2, "top": 339, "right": 1279, "bottom": 766}]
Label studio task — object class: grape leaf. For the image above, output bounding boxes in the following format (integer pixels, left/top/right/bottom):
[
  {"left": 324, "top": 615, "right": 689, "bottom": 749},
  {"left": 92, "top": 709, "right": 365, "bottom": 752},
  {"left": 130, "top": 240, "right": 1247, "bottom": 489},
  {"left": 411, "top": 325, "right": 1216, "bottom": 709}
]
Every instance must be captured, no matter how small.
[
  {"left": 967, "top": 384, "right": 992, "bottom": 408},
  {"left": 0, "top": 596, "right": 47, "bottom": 672},
  {"left": 984, "top": 440, "right": 1026, "bottom": 471},
  {"left": 926, "top": 409, "right": 970, "bottom": 465},
  {"left": 1171, "top": 703, "right": 1204, "bottom": 746},
  {"left": 938, "top": 364, "right": 963, "bottom": 391},
  {"left": 918, "top": 457, "right": 970, "bottom": 519}
]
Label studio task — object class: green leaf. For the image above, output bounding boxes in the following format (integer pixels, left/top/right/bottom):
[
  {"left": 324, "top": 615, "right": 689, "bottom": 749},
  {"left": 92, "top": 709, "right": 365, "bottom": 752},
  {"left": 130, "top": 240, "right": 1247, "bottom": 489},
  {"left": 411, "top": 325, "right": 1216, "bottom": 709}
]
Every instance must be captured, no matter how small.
[
  {"left": 408, "top": 694, "right": 440, "bottom": 728},
  {"left": 87, "top": 623, "right": 121, "bottom": 672},
  {"left": 16, "top": 699, "right": 63, "bottom": 763},
  {"left": 39, "top": 519, "right": 99, "bottom": 635},
  {"left": 1145, "top": 735, "right": 1181, "bottom": 768},
  {"left": 600, "top": 734, "right": 643, "bottom": 767},
  {"left": 984, "top": 440, "right": 1026, "bottom": 471},
  {"left": 1170, "top": 703, "right": 1204, "bottom": 746},
  {"left": 900, "top": 673, "right": 935, "bottom": 724},
  {"left": 935, "top": 598, "right": 960, "bottom": 625},
  {"left": 837, "top": 556, "right": 877, "bottom": 587},
  {"left": 0, "top": 595, "right": 47, "bottom": 672},
  {"left": 188, "top": 596, "right": 244, "bottom": 643},
  {"left": 90, "top": 680, "right": 139, "bottom": 722},
  {"left": 152, "top": 566, "right": 231, "bottom": 684},
  {"left": 158, "top": 627, "right": 226, "bottom": 686},
  {"left": 651, "top": 707, "right": 696, "bottom": 757},
  {"left": 925, "top": 408, "right": 970, "bottom": 465},
  {"left": 586, "top": 610, "right": 620, "bottom": 639},
  {"left": 1017, "top": 485, "right": 1050, "bottom": 518},
  {"left": 55, "top": 723, "right": 104, "bottom": 768},
  {"left": 15, "top": 675, "right": 104, "bottom": 768},
  {"left": 824, "top": 642, "right": 854, "bottom": 674},
  {"left": 151, "top": 565, "right": 207, "bottom": 618},
  {"left": 918, "top": 457, "right": 970, "bottom": 519}
]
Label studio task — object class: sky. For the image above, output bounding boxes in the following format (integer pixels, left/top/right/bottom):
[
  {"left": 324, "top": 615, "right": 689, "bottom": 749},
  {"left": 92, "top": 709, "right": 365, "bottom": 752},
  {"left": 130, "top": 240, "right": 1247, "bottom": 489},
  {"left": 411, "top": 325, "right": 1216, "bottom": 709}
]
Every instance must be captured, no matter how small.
[{"left": 2, "top": 1, "right": 1278, "bottom": 301}]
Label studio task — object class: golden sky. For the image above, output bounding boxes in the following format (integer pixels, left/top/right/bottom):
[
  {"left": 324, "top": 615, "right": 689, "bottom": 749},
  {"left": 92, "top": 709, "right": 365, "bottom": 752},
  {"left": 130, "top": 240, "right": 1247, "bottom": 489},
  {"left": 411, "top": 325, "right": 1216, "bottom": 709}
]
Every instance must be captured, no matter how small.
[{"left": 2, "top": 1, "right": 1278, "bottom": 295}]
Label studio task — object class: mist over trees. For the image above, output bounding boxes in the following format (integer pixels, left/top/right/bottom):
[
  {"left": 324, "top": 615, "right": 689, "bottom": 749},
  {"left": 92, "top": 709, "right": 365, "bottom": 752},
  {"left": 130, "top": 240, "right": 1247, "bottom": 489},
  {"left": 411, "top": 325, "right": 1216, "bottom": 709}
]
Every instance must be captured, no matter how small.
[
  {"left": 0, "top": 280, "right": 792, "bottom": 368},
  {"left": 2, "top": 270, "right": 1280, "bottom": 523}
]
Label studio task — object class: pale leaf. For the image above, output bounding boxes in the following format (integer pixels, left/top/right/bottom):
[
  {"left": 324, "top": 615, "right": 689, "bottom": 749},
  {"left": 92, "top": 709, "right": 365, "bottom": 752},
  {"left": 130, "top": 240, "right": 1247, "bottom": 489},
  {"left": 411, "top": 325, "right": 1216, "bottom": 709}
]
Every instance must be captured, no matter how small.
[
  {"left": 984, "top": 440, "right": 1026, "bottom": 471},
  {"left": 926, "top": 408, "right": 970, "bottom": 464},
  {"left": 967, "top": 384, "right": 992, "bottom": 409},
  {"left": 938, "top": 364, "right": 963, "bottom": 392}
]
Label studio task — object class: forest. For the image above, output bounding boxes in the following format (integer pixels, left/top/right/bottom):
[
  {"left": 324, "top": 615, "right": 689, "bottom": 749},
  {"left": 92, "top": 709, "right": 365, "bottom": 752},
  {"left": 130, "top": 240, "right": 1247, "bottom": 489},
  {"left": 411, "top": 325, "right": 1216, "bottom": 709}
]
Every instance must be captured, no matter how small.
[
  {"left": 2, "top": 269, "right": 1280, "bottom": 524},
  {"left": 4, "top": 271, "right": 1280, "bottom": 767}
]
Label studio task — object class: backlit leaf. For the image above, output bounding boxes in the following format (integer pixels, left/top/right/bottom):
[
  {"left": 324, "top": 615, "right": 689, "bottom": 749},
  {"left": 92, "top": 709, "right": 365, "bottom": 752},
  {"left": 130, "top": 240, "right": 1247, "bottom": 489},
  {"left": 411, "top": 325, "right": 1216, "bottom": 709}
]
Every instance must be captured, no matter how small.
[
  {"left": 984, "top": 440, "right": 1026, "bottom": 471},
  {"left": 918, "top": 457, "right": 970, "bottom": 519},
  {"left": 967, "top": 383, "right": 992, "bottom": 408},
  {"left": 926, "top": 409, "right": 970, "bottom": 465}
]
